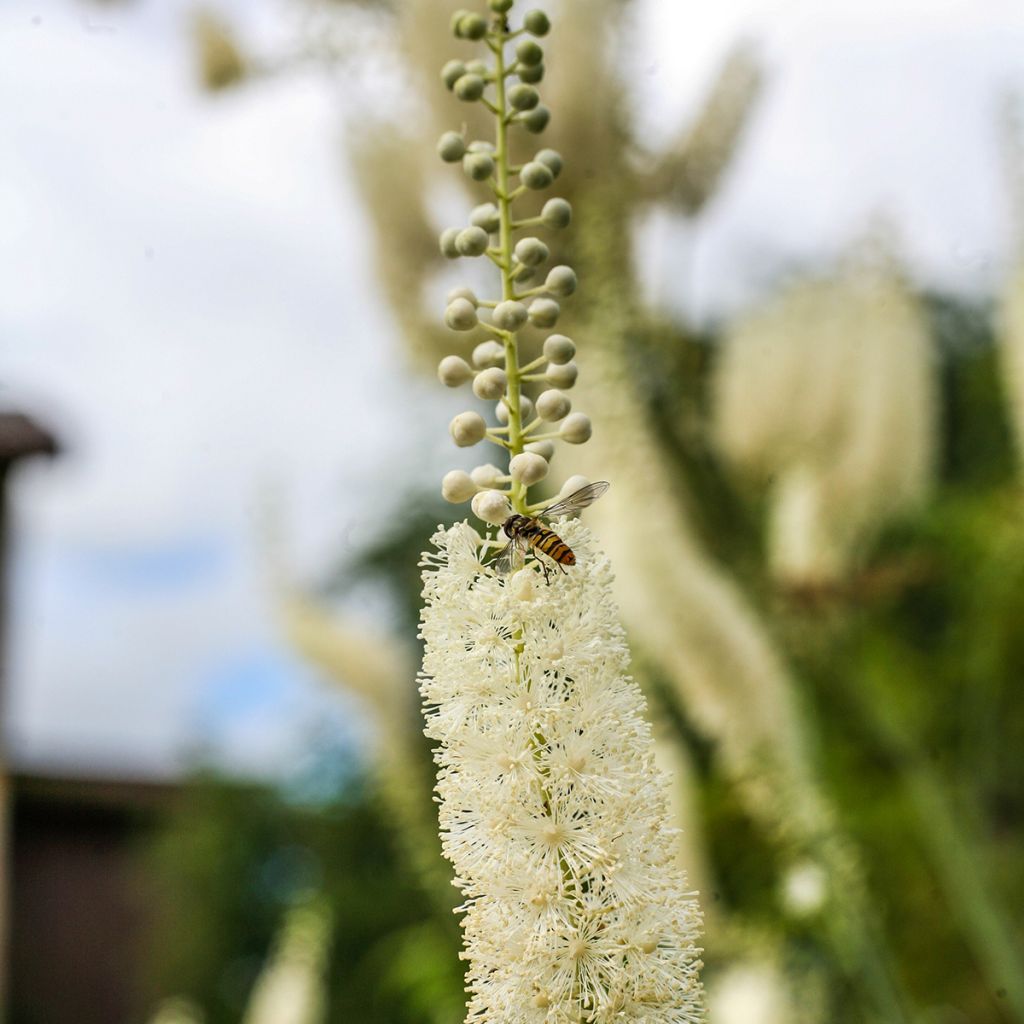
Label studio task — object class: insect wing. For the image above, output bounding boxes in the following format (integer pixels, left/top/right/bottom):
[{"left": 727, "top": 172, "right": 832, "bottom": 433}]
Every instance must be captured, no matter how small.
[
  {"left": 538, "top": 480, "right": 610, "bottom": 520},
  {"left": 492, "top": 536, "right": 526, "bottom": 575}
]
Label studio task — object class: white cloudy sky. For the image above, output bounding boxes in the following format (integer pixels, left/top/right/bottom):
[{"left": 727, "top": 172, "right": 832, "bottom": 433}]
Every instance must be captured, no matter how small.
[{"left": 2, "top": 0, "right": 1022, "bottom": 780}]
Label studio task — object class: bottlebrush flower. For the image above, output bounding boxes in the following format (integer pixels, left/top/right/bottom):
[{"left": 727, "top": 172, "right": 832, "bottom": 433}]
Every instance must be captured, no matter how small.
[{"left": 419, "top": 518, "right": 703, "bottom": 1023}]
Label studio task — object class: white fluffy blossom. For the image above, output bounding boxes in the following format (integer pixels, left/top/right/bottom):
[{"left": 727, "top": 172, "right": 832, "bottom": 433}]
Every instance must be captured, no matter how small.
[{"left": 419, "top": 520, "right": 703, "bottom": 1023}]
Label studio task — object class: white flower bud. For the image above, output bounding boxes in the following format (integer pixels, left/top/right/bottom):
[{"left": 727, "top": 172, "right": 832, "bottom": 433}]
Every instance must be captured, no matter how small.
[
  {"left": 437, "top": 131, "right": 466, "bottom": 162},
  {"left": 463, "top": 152, "right": 495, "bottom": 181},
  {"left": 472, "top": 340, "right": 505, "bottom": 368},
  {"left": 521, "top": 105, "right": 550, "bottom": 133},
  {"left": 535, "top": 389, "right": 571, "bottom": 421},
  {"left": 447, "top": 286, "right": 478, "bottom": 306},
  {"left": 509, "top": 452, "right": 549, "bottom": 485},
  {"left": 516, "top": 39, "right": 543, "bottom": 66},
  {"left": 508, "top": 84, "right": 540, "bottom": 111},
  {"left": 781, "top": 861, "right": 828, "bottom": 917},
  {"left": 467, "top": 139, "right": 494, "bottom": 154},
  {"left": 493, "top": 301, "right": 529, "bottom": 331},
  {"left": 441, "top": 469, "right": 477, "bottom": 503},
  {"left": 546, "top": 360, "right": 578, "bottom": 388},
  {"left": 454, "top": 74, "right": 485, "bottom": 102},
  {"left": 529, "top": 298, "right": 560, "bottom": 328},
  {"left": 473, "top": 367, "right": 508, "bottom": 401},
  {"left": 445, "top": 298, "right": 479, "bottom": 331},
  {"left": 471, "top": 489, "right": 512, "bottom": 524},
  {"left": 438, "top": 355, "right": 474, "bottom": 387},
  {"left": 560, "top": 412, "right": 592, "bottom": 444},
  {"left": 439, "top": 227, "right": 461, "bottom": 259},
  {"left": 525, "top": 439, "right": 555, "bottom": 460},
  {"left": 496, "top": 394, "right": 533, "bottom": 423},
  {"left": 471, "top": 463, "right": 505, "bottom": 488},
  {"left": 520, "top": 161, "right": 554, "bottom": 190},
  {"left": 535, "top": 148, "right": 563, "bottom": 178},
  {"left": 450, "top": 411, "right": 488, "bottom": 447},
  {"left": 456, "top": 227, "right": 490, "bottom": 257},
  {"left": 441, "top": 60, "right": 467, "bottom": 90},
  {"left": 541, "top": 197, "right": 572, "bottom": 229},
  {"left": 545, "top": 265, "right": 577, "bottom": 296},
  {"left": 559, "top": 473, "right": 591, "bottom": 498},
  {"left": 514, "top": 237, "right": 549, "bottom": 267},
  {"left": 470, "top": 203, "right": 501, "bottom": 234},
  {"left": 543, "top": 334, "right": 575, "bottom": 364}
]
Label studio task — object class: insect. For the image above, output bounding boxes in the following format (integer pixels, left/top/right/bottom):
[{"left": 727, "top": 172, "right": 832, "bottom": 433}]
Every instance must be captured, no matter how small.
[{"left": 492, "top": 481, "right": 610, "bottom": 578}]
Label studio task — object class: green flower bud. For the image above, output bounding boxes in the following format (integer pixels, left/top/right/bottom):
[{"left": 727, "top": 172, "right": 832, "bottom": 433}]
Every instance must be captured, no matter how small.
[
  {"left": 525, "top": 439, "right": 555, "bottom": 460},
  {"left": 535, "top": 148, "right": 562, "bottom": 178},
  {"left": 521, "top": 105, "right": 551, "bottom": 133},
  {"left": 489, "top": 0, "right": 513, "bottom": 12},
  {"left": 465, "top": 59, "right": 489, "bottom": 77},
  {"left": 493, "top": 300, "right": 529, "bottom": 331},
  {"left": 437, "top": 131, "right": 466, "bottom": 162},
  {"left": 441, "top": 60, "right": 467, "bottom": 90},
  {"left": 439, "top": 227, "right": 462, "bottom": 259},
  {"left": 447, "top": 286, "right": 478, "bottom": 306},
  {"left": 438, "top": 354, "right": 474, "bottom": 386},
  {"left": 520, "top": 161, "right": 554, "bottom": 190},
  {"left": 457, "top": 13, "right": 488, "bottom": 39},
  {"left": 545, "top": 265, "right": 576, "bottom": 296},
  {"left": 463, "top": 152, "right": 495, "bottom": 181},
  {"left": 450, "top": 9, "right": 472, "bottom": 34},
  {"left": 541, "top": 197, "right": 572, "bottom": 228},
  {"left": 508, "top": 83, "right": 540, "bottom": 111},
  {"left": 560, "top": 412, "right": 591, "bottom": 444},
  {"left": 536, "top": 388, "right": 571, "bottom": 421},
  {"left": 514, "top": 236, "right": 549, "bottom": 267},
  {"left": 470, "top": 203, "right": 501, "bottom": 233},
  {"left": 516, "top": 39, "right": 543, "bottom": 66},
  {"left": 518, "top": 62, "right": 544, "bottom": 84},
  {"left": 523, "top": 9, "right": 551, "bottom": 35},
  {"left": 509, "top": 451, "right": 549, "bottom": 485},
  {"left": 442, "top": 469, "right": 477, "bottom": 503},
  {"left": 456, "top": 226, "right": 490, "bottom": 257},
  {"left": 471, "top": 463, "right": 505, "bottom": 488},
  {"left": 543, "top": 334, "right": 575, "bottom": 364},
  {"left": 467, "top": 139, "right": 495, "bottom": 153},
  {"left": 450, "top": 411, "right": 488, "bottom": 447},
  {"left": 546, "top": 359, "right": 578, "bottom": 388},
  {"left": 529, "top": 297, "right": 560, "bottom": 328},
  {"left": 473, "top": 366, "right": 508, "bottom": 401},
  {"left": 445, "top": 297, "right": 479, "bottom": 331},
  {"left": 495, "top": 394, "right": 533, "bottom": 424},
  {"left": 472, "top": 340, "right": 505, "bottom": 368},
  {"left": 454, "top": 74, "right": 485, "bottom": 102}
]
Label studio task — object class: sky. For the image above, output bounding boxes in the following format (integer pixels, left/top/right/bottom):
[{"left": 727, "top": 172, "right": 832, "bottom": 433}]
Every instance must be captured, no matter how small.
[{"left": 2, "top": 0, "right": 1023, "bottom": 780}]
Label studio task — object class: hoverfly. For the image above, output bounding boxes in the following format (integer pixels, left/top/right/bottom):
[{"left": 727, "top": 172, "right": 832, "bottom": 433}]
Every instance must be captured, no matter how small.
[{"left": 492, "top": 481, "right": 610, "bottom": 578}]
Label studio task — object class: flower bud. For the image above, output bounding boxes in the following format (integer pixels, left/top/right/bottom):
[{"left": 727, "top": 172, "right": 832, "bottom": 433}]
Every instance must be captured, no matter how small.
[
  {"left": 518, "top": 62, "right": 544, "bottom": 84},
  {"left": 524, "top": 9, "right": 551, "bottom": 35},
  {"left": 471, "top": 463, "right": 506, "bottom": 488},
  {"left": 559, "top": 474, "right": 591, "bottom": 498},
  {"left": 516, "top": 39, "right": 543, "bottom": 66},
  {"left": 439, "top": 227, "right": 461, "bottom": 259},
  {"left": 546, "top": 359, "right": 578, "bottom": 388},
  {"left": 536, "top": 389, "right": 571, "bottom": 421},
  {"left": 449, "top": 9, "right": 471, "bottom": 32},
  {"left": 450, "top": 411, "right": 488, "bottom": 447},
  {"left": 525, "top": 439, "right": 555, "bottom": 460},
  {"left": 472, "top": 340, "right": 505, "bottom": 368},
  {"left": 493, "top": 300, "right": 529, "bottom": 331},
  {"left": 514, "top": 237, "right": 549, "bottom": 267},
  {"left": 521, "top": 105, "right": 551, "bottom": 133},
  {"left": 543, "top": 334, "right": 575, "bottom": 364},
  {"left": 496, "top": 394, "right": 533, "bottom": 423},
  {"left": 463, "top": 152, "right": 495, "bottom": 181},
  {"left": 442, "top": 470, "right": 477, "bottom": 503},
  {"left": 456, "top": 226, "right": 490, "bottom": 257},
  {"left": 465, "top": 60, "right": 489, "bottom": 77},
  {"left": 541, "top": 197, "right": 572, "bottom": 228},
  {"left": 545, "top": 265, "right": 577, "bottom": 296},
  {"left": 437, "top": 131, "right": 466, "bottom": 162},
  {"left": 454, "top": 74, "right": 485, "bottom": 102},
  {"left": 508, "top": 84, "right": 540, "bottom": 111},
  {"left": 509, "top": 452, "right": 549, "bottom": 485},
  {"left": 535, "top": 148, "right": 562, "bottom": 178},
  {"left": 560, "top": 412, "right": 592, "bottom": 444},
  {"left": 445, "top": 298, "right": 479, "bottom": 331},
  {"left": 529, "top": 298, "right": 560, "bottom": 328},
  {"left": 470, "top": 203, "right": 501, "bottom": 233},
  {"left": 473, "top": 366, "right": 508, "bottom": 400},
  {"left": 472, "top": 489, "right": 512, "bottom": 525},
  {"left": 441, "top": 60, "right": 467, "bottom": 90},
  {"left": 514, "top": 264, "right": 538, "bottom": 286},
  {"left": 467, "top": 139, "right": 494, "bottom": 153},
  {"left": 520, "top": 161, "right": 554, "bottom": 190},
  {"left": 446, "top": 286, "right": 478, "bottom": 306},
  {"left": 456, "top": 12, "right": 487, "bottom": 39},
  {"left": 438, "top": 354, "right": 474, "bottom": 386},
  {"left": 489, "top": 0, "right": 513, "bottom": 11}
]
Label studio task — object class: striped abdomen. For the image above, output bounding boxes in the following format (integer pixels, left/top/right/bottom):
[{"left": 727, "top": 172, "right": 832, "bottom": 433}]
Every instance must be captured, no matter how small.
[{"left": 520, "top": 519, "right": 576, "bottom": 566}]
